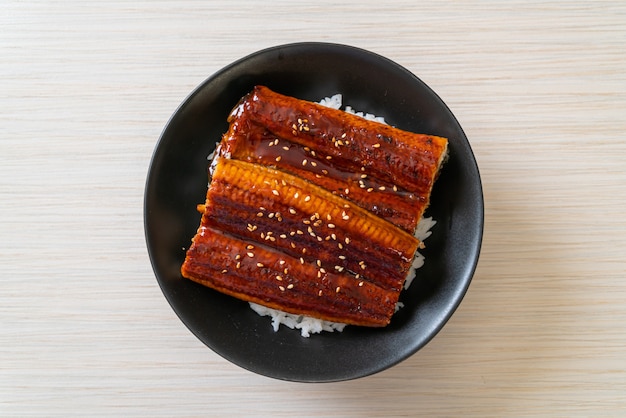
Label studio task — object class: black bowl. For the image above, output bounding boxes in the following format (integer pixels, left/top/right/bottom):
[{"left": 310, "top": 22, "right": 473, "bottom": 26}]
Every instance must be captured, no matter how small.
[{"left": 144, "top": 42, "right": 483, "bottom": 382}]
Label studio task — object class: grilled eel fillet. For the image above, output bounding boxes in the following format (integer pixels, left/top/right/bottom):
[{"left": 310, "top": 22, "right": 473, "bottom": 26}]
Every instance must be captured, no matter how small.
[
  {"left": 181, "top": 87, "right": 448, "bottom": 327},
  {"left": 219, "top": 85, "right": 448, "bottom": 233}
]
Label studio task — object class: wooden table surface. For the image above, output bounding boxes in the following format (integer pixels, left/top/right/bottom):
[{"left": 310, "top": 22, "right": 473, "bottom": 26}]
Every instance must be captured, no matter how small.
[{"left": 2, "top": 1, "right": 625, "bottom": 416}]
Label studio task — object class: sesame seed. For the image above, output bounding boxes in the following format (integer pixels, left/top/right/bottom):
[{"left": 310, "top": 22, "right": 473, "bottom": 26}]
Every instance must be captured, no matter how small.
[
  {"left": 260, "top": 232, "right": 265, "bottom": 239},
  {"left": 300, "top": 257, "right": 305, "bottom": 264},
  {"left": 316, "top": 259, "right": 322, "bottom": 267},
  {"left": 296, "top": 229, "right": 303, "bottom": 235},
  {"left": 303, "top": 219, "right": 311, "bottom": 225},
  {"left": 336, "top": 286, "right": 341, "bottom": 293},
  {"left": 290, "top": 242, "right": 296, "bottom": 248},
  {"left": 360, "top": 174, "right": 368, "bottom": 179},
  {"left": 272, "top": 189, "right": 279, "bottom": 196},
  {"left": 302, "top": 159, "right": 308, "bottom": 166},
  {"left": 321, "top": 169, "right": 328, "bottom": 175},
  {"left": 393, "top": 185, "right": 398, "bottom": 192},
  {"left": 372, "top": 143, "right": 381, "bottom": 148},
  {"left": 326, "top": 155, "right": 332, "bottom": 160},
  {"left": 310, "top": 161, "right": 317, "bottom": 167},
  {"left": 246, "top": 244, "right": 254, "bottom": 250},
  {"left": 298, "top": 118, "right": 302, "bottom": 124},
  {"left": 221, "top": 269, "right": 227, "bottom": 273},
  {"left": 338, "top": 243, "right": 343, "bottom": 249},
  {"left": 283, "top": 268, "right": 289, "bottom": 274},
  {"left": 247, "top": 252, "right": 254, "bottom": 258},
  {"left": 345, "top": 188, "right": 350, "bottom": 194},
  {"left": 235, "top": 254, "right": 242, "bottom": 260},
  {"left": 304, "top": 195, "right": 311, "bottom": 202},
  {"left": 275, "top": 156, "right": 282, "bottom": 162},
  {"left": 287, "top": 284, "right": 294, "bottom": 289},
  {"left": 331, "top": 233, "right": 336, "bottom": 240},
  {"left": 338, "top": 255, "right": 346, "bottom": 260},
  {"left": 276, "top": 275, "right": 283, "bottom": 281},
  {"left": 341, "top": 133, "right": 347, "bottom": 138},
  {"left": 318, "top": 290, "right": 323, "bottom": 296},
  {"left": 379, "top": 186, "right": 386, "bottom": 191},
  {"left": 303, "top": 126, "right": 310, "bottom": 132},
  {"left": 236, "top": 262, "right": 241, "bottom": 269},
  {"left": 289, "top": 231, "right": 296, "bottom": 236},
  {"left": 289, "top": 208, "right": 296, "bottom": 214},
  {"left": 359, "top": 281, "right": 364, "bottom": 287},
  {"left": 279, "top": 234, "right": 287, "bottom": 239},
  {"left": 256, "top": 262, "right": 264, "bottom": 267},
  {"left": 279, "top": 260, "right": 285, "bottom": 265},
  {"left": 292, "top": 123, "right": 297, "bottom": 130},
  {"left": 367, "top": 188, "right": 374, "bottom": 192},
  {"left": 335, "top": 266, "right": 344, "bottom": 272},
  {"left": 310, "top": 150, "right": 316, "bottom": 157},
  {"left": 279, "top": 286, "right": 285, "bottom": 291},
  {"left": 345, "top": 237, "right": 351, "bottom": 244},
  {"left": 317, "top": 271, "right": 322, "bottom": 278},
  {"left": 294, "top": 192, "right": 299, "bottom": 199},
  {"left": 268, "top": 212, "right": 275, "bottom": 218},
  {"left": 328, "top": 223, "right": 336, "bottom": 229},
  {"left": 257, "top": 212, "right": 264, "bottom": 217},
  {"left": 320, "top": 268, "right": 326, "bottom": 274},
  {"left": 283, "top": 146, "right": 290, "bottom": 151}
]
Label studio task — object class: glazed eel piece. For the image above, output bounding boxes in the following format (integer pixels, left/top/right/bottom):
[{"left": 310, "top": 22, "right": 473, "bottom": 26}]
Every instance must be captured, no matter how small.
[
  {"left": 219, "top": 85, "right": 448, "bottom": 233},
  {"left": 181, "top": 158, "right": 420, "bottom": 327}
]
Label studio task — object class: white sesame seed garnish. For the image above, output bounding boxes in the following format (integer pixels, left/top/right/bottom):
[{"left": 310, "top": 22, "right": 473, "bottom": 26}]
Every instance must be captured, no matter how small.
[
  {"left": 326, "top": 155, "right": 332, "bottom": 160},
  {"left": 300, "top": 257, "right": 305, "bottom": 264},
  {"left": 276, "top": 275, "right": 283, "bottom": 281},
  {"left": 345, "top": 237, "right": 350, "bottom": 244},
  {"left": 320, "top": 268, "right": 326, "bottom": 274},
  {"left": 318, "top": 290, "right": 323, "bottom": 296},
  {"left": 341, "top": 133, "right": 347, "bottom": 138},
  {"left": 331, "top": 233, "right": 337, "bottom": 240},
  {"left": 296, "top": 229, "right": 303, "bottom": 235},
  {"left": 283, "top": 146, "right": 290, "bottom": 151},
  {"left": 236, "top": 262, "right": 241, "bottom": 269},
  {"left": 256, "top": 262, "right": 264, "bottom": 267},
  {"left": 247, "top": 252, "right": 254, "bottom": 258},
  {"left": 235, "top": 254, "right": 242, "bottom": 260},
  {"left": 336, "top": 286, "right": 341, "bottom": 293},
  {"left": 289, "top": 208, "right": 296, "bottom": 214},
  {"left": 359, "top": 281, "right": 364, "bottom": 287},
  {"left": 275, "top": 156, "right": 282, "bottom": 162},
  {"left": 328, "top": 223, "right": 336, "bottom": 229},
  {"left": 304, "top": 195, "right": 311, "bottom": 202},
  {"left": 302, "top": 159, "right": 308, "bottom": 166},
  {"left": 378, "top": 186, "right": 386, "bottom": 191},
  {"left": 338, "top": 243, "right": 343, "bottom": 249},
  {"left": 272, "top": 189, "right": 279, "bottom": 196},
  {"left": 246, "top": 244, "right": 254, "bottom": 250},
  {"left": 316, "top": 259, "right": 322, "bottom": 267},
  {"left": 279, "top": 286, "right": 285, "bottom": 291},
  {"left": 335, "top": 266, "right": 344, "bottom": 272},
  {"left": 221, "top": 269, "right": 227, "bottom": 273},
  {"left": 257, "top": 212, "right": 264, "bottom": 217},
  {"left": 279, "top": 234, "right": 287, "bottom": 239},
  {"left": 372, "top": 143, "right": 381, "bottom": 148},
  {"left": 287, "top": 284, "right": 294, "bottom": 289},
  {"left": 279, "top": 260, "right": 285, "bottom": 265},
  {"left": 290, "top": 242, "right": 296, "bottom": 249},
  {"left": 338, "top": 255, "right": 346, "bottom": 260},
  {"left": 393, "top": 185, "right": 398, "bottom": 192}
]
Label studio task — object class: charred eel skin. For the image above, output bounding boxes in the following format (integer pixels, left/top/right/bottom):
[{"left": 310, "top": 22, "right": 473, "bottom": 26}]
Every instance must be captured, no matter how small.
[
  {"left": 181, "top": 158, "right": 420, "bottom": 327},
  {"left": 220, "top": 85, "right": 448, "bottom": 233}
]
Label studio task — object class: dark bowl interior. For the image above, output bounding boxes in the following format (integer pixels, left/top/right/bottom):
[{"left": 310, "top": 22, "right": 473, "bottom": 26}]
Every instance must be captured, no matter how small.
[{"left": 144, "top": 42, "right": 483, "bottom": 382}]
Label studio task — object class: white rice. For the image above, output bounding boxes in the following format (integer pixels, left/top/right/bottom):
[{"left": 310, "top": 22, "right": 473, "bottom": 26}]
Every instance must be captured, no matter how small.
[{"left": 248, "top": 94, "right": 436, "bottom": 337}]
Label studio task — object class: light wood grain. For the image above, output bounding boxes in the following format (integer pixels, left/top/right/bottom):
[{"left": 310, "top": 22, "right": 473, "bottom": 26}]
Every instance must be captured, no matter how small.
[{"left": 2, "top": 0, "right": 626, "bottom": 416}]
